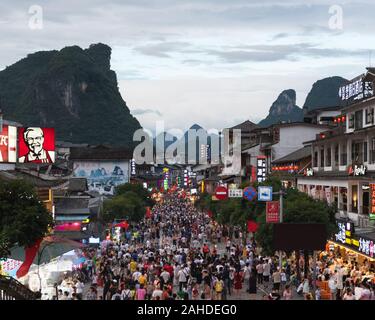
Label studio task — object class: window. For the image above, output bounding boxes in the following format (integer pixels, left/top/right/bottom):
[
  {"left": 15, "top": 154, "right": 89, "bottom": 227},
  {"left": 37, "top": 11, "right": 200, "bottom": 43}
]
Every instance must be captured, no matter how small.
[
  {"left": 334, "top": 144, "right": 339, "bottom": 165},
  {"left": 320, "top": 147, "right": 324, "bottom": 167},
  {"left": 348, "top": 113, "right": 354, "bottom": 129},
  {"left": 364, "top": 141, "right": 368, "bottom": 162},
  {"left": 371, "top": 138, "right": 375, "bottom": 164},
  {"left": 354, "top": 110, "right": 363, "bottom": 130},
  {"left": 365, "top": 108, "right": 374, "bottom": 125},
  {"left": 341, "top": 143, "right": 347, "bottom": 165},
  {"left": 326, "top": 147, "right": 331, "bottom": 166},
  {"left": 313, "top": 151, "right": 318, "bottom": 167},
  {"left": 351, "top": 142, "right": 362, "bottom": 163}
]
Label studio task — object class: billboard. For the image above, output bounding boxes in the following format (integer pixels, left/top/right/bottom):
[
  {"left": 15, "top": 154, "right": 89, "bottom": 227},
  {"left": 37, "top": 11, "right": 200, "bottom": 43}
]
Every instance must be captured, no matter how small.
[
  {"left": 18, "top": 127, "right": 55, "bottom": 163},
  {"left": 0, "top": 125, "right": 17, "bottom": 163},
  {"left": 273, "top": 223, "right": 327, "bottom": 251},
  {"left": 74, "top": 160, "right": 130, "bottom": 195}
]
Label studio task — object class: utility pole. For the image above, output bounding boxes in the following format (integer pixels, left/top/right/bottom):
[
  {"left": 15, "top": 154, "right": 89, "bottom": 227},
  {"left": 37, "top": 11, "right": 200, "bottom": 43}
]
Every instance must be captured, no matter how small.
[
  {"left": 272, "top": 189, "right": 284, "bottom": 270},
  {"left": 312, "top": 250, "right": 317, "bottom": 299},
  {"left": 279, "top": 189, "right": 283, "bottom": 270}
]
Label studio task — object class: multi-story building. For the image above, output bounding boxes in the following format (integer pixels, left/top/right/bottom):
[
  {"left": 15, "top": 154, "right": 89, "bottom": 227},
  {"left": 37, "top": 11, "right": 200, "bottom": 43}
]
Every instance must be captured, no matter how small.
[
  {"left": 297, "top": 68, "right": 375, "bottom": 227},
  {"left": 241, "top": 122, "right": 331, "bottom": 184}
]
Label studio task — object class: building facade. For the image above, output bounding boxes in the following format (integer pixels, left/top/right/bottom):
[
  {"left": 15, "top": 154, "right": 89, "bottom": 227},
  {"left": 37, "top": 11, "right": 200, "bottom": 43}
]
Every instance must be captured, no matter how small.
[{"left": 297, "top": 68, "right": 375, "bottom": 227}]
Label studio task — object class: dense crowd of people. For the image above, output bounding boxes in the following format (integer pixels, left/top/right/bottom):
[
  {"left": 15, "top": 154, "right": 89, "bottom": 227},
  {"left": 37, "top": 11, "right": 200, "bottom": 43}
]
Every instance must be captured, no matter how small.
[{"left": 53, "top": 192, "right": 375, "bottom": 300}]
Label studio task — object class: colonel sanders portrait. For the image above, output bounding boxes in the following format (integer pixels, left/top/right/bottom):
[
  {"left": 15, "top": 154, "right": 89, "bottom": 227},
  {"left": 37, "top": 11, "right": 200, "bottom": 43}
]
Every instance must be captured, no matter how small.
[{"left": 19, "top": 127, "right": 55, "bottom": 163}]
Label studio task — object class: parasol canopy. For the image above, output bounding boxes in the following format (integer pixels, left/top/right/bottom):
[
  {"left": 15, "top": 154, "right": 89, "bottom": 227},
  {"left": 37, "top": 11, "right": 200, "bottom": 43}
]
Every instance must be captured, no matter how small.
[{"left": 8, "top": 236, "right": 86, "bottom": 278}]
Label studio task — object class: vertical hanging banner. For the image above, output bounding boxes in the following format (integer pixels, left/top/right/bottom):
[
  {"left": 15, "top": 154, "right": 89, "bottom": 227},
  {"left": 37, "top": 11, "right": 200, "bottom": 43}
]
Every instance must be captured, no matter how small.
[
  {"left": 370, "top": 184, "right": 375, "bottom": 220},
  {"left": 266, "top": 201, "right": 280, "bottom": 223},
  {"left": 131, "top": 158, "right": 136, "bottom": 175},
  {"left": 163, "top": 168, "right": 169, "bottom": 190},
  {"left": 257, "top": 156, "right": 267, "bottom": 183},
  {"left": 184, "top": 169, "right": 189, "bottom": 187}
]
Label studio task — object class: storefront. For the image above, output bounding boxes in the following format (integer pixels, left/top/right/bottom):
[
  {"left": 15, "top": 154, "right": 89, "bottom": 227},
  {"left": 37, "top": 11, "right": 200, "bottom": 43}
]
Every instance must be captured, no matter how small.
[{"left": 328, "top": 219, "right": 375, "bottom": 264}]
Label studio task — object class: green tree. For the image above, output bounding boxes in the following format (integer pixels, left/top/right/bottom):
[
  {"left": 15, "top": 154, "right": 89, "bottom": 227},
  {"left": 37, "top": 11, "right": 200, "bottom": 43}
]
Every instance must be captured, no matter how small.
[
  {"left": 103, "top": 183, "right": 154, "bottom": 223},
  {"left": 0, "top": 180, "right": 53, "bottom": 259},
  {"left": 255, "top": 187, "right": 336, "bottom": 279}
]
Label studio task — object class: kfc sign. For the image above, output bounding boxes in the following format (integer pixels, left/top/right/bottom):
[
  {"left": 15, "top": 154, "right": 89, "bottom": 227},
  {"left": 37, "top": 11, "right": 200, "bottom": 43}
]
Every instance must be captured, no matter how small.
[
  {"left": 0, "top": 125, "right": 17, "bottom": 163},
  {"left": 18, "top": 127, "right": 55, "bottom": 163}
]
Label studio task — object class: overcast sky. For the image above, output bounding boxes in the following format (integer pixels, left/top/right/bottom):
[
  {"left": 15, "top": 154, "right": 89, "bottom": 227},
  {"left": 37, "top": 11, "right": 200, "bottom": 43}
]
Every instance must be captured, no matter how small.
[{"left": 1, "top": 0, "right": 375, "bottom": 133}]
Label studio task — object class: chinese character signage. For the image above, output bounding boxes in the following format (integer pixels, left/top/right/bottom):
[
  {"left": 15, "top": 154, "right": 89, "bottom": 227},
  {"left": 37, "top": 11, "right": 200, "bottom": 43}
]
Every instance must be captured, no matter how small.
[
  {"left": 338, "top": 78, "right": 373, "bottom": 101},
  {"left": 228, "top": 189, "right": 243, "bottom": 198},
  {"left": 333, "top": 220, "right": 375, "bottom": 259},
  {"left": 0, "top": 125, "right": 17, "bottom": 163},
  {"left": 131, "top": 158, "right": 136, "bottom": 175},
  {"left": 266, "top": 201, "right": 279, "bottom": 223},
  {"left": 370, "top": 184, "right": 375, "bottom": 220},
  {"left": 163, "top": 168, "right": 169, "bottom": 190},
  {"left": 18, "top": 127, "right": 55, "bottom": 163},
  {"left": 257, "top": 156, "right": 267, "bottom": 183}
]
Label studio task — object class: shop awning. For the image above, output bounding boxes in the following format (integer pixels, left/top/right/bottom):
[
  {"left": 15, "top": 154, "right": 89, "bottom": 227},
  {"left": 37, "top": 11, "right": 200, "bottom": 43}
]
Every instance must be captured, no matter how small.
[{"left": 55, "top": 215, "right": 90, "bottom": 221}]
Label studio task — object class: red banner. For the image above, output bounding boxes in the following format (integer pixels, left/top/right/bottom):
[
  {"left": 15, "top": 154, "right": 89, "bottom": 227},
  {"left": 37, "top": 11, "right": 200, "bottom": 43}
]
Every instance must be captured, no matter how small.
[{"left": 266, "top": 201, "right": 280, "bottom": 223}]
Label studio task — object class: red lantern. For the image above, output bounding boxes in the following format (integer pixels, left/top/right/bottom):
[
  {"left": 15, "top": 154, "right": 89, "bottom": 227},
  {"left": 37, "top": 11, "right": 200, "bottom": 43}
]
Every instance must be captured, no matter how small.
[
  {"left": 337, "top": 117, "right": 341, "bottom": 123},
  {"left": 247, "top": 220, "right": 258, "bottom": 233},
  {"left": 342, "top": 116, "right": 345, "bottom": 122}
]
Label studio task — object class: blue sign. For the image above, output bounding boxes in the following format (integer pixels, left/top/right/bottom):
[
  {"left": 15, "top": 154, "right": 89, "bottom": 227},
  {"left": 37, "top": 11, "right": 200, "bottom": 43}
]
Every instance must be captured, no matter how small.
[
  {"left": 243, "top": 186, "right": 257, "bottom": 201},
  {"left": 258, "top": 186, "right": 273, "bottom": 201}
]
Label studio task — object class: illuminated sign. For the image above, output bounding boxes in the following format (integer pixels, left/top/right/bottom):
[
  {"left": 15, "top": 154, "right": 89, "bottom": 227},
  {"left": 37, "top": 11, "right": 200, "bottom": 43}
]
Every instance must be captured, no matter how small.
[
  {"left": 163, "top": 168, "right": 169, "bottom": 190},
  {"left": 184, "top": 169, "right": 189, "bottom": 187},
  {"left": 131, "top": 159, "right": 136, "bottom": 175},
  {"left": 306, "top": 168, "right": 314, "bottom": 176},
  {"left": 334, "top": 220, "right": 375, "bottom": 259},
  {"left": 348, "top": 164, "right": 366, "bottom": 176},
  {"left": 257, "top": 156, "right": 267, "bottom": 182},
  {"left": 338, "top": 78, "right": 373, "bottom": 101},
  {"left": 370, "top": 183, "right": 375, "bottom": 220},
  {"left": 18, "top": 127, "right": 55, "bottom": 163},
  {"left": 0, "top": 125, "right": 17, "bottom": 163}
]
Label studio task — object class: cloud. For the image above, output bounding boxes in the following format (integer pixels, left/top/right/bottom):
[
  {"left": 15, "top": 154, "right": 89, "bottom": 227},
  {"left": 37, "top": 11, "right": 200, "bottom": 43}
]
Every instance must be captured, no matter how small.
[
  {"left": 133, "top": 41, "right": 192, "bottom": 58},
  {"left": 272, "top": 33, "right": 290, "bottom": 40},
  {"left": 132, "top": 108, "right": 163, "bottom": 116},
  {"left": 203, "top": 43, "right": 368, "bottom": 63}
]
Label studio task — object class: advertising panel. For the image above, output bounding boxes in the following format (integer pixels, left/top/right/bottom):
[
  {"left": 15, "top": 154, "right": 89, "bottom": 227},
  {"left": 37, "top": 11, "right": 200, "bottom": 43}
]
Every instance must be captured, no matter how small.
[
  {"left": 18, "top": 127, "right": 55, "bottom": 163},
  {"left": 74, "top": 160, "right": 130, "bottom": 195},
  {"left": 0, "top": 125, "right": 17, "bottom": 163}
]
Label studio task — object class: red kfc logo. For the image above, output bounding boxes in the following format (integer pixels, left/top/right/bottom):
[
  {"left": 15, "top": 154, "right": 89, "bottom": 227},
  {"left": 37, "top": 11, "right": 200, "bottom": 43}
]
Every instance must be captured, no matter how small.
[{"left": 18, "top": 127, "right": 55, "bottom": 164}]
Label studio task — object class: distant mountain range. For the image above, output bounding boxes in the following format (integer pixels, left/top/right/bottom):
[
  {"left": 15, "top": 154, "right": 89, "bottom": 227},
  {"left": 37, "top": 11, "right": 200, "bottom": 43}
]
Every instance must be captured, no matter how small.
[
  {"left": 257, "top": 76, "right": 348, "bottom": 127},
  {"left": 0, "top": 43, "right": 351, "bottom": 146}
]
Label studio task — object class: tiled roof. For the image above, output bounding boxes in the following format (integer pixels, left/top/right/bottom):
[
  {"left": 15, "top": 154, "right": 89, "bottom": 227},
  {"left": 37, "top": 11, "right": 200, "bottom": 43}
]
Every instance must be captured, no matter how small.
[{"left": 272, "top": 146, "right": 311, "bottom": 164}]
